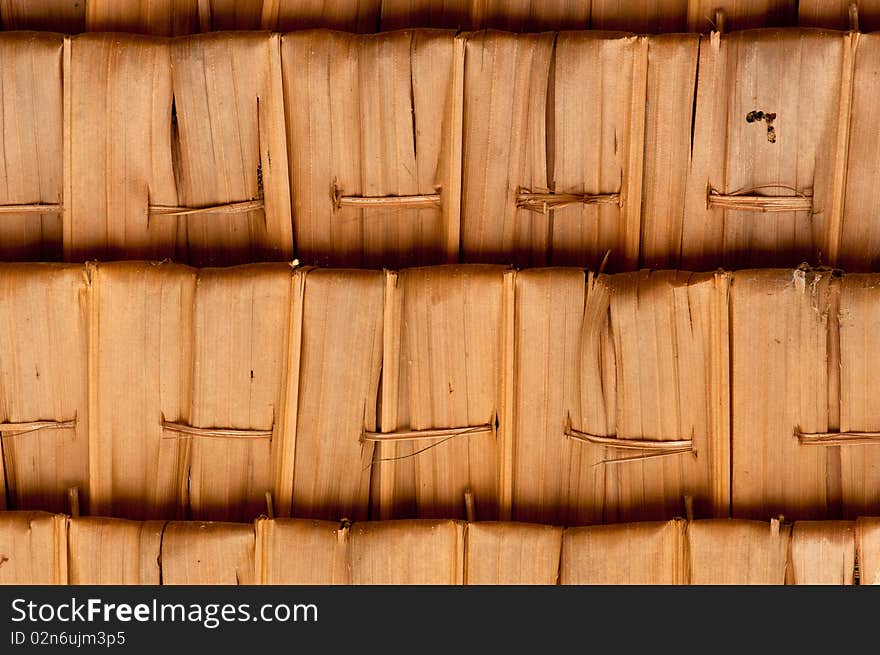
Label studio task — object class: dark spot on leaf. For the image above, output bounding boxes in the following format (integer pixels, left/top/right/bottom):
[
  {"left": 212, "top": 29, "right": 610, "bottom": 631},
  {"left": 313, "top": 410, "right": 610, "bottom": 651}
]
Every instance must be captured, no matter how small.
[{"left": 747, "top": 110, "right": 778, "bottom": 142}]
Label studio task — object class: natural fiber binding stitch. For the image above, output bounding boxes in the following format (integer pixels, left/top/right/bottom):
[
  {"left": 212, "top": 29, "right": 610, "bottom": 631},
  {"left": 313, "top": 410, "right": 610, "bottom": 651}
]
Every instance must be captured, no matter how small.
[{"left": 707, "top": 184, "right": 812, "bottom": 213}]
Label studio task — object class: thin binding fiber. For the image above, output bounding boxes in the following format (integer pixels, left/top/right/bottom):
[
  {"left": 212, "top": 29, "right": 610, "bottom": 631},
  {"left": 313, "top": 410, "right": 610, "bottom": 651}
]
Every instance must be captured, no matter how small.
[
  {"left": 465, "top": 521, "right": 563, "bottom": 584},
  {"left": 686, "top": 518, "right": 791, "bottom": 584},
  {"left": 788, "top": 520, "right": 855, "bottom": 584},
  {"left": 0, "top": 33, "right": 63, "bottom": 260},
  {"left": 348, "top": 519, "right": 465, "bottom": 584},
  {"left": 559, "top": 519, "right": 686, "bottom": 584},
  {"left": 282, "top": 29, "right": 458, "bottom": 267},
  {"left": 0, "top": 264, "right": 88, "bottom": 514},
  {"left": 0, "top": 511, "right": 67, "bottom": 584},
  {"left": 67, "top": 517, "right": 164, "bottom": 585},
  {"left": 255, "top": 518, "right": 349, "bottom": 584},
  {"left": 160, "top": 521, "right": 255, "bottom": 585},
  {"left": 373, "top": 265, "right": 505, "bottom": 520}
]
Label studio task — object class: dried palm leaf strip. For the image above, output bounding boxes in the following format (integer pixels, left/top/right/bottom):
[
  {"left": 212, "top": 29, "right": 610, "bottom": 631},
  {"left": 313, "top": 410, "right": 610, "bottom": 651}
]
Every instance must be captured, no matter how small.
[
  {"left": 510, "top": 269, "right": 588, "bottom": 525},
  {"left": 198, "top": 0, "right": 262, "bottom": 30},
  {"left": 182, "top": 265, "right": 290, "bottom": 522},
  {"left": 687, "top": 518, "right": 790, "bottom": 584},
  {"left": 348, "top": 519, "right": 465, "bottom": 584},
  {"left": 730, "top": 269, "right": 832, "bottom": 520},
  {"left": 283, "top": 30, "right": 459, "bottom": 267},
  {"left": 462, "top": 31, "right": 650, "bottom": 269},
  {"left": 0, "top": 511, "right": 67, "bottom": 584},
  {"left": 262, "top": 0, "right": 379, "bottom": 31},
  {"left": 67, "top": 33, "right": 290, "bottom": 265},
  {"left": 0, "top": 265, "right": 88, "bottom": 514},
  {"left": 460, "top": 31, "right": 553, "bottom": 267},
  {"left": 85, "top": 0, "right": 199, "bottom": 35},
  {"left": 64, "top": 34, "right": 179, "bottom": 261},
  {"left": 88, "top": 262, "right": 195, "bottom": 520},
  {"left": 788, "top": 520, "right": 854, "bottom": 584},
  {"left": 465, "top": 521, "right": 562, "bottom": 584},
  {"left": 67, "top": 517, "right": 164, "bottom": 585},
  {"left": 372, "top": 265, "right": 506, "bottom": 520},
  {"left": 591, "top": 0, "right": 687, "bottom": 32},
  {"left": 640, "top": 34, "right": 700, "bottom": 268},
  {"left": 799, "top": 0, "right": 875, "bottom": 31},
  {"left": 823, "top": 274, "right": 880, "bottom": 515},
  {"left": 0, "top": 0, "right": 84, "bottom": 31},
  {"left": 380, "top": 0, "right": 470, "bottom": 30},
  {"left": 835, "top": 34, "right": 880, "bottom": 271},
  {"left": 255, "top": 518, "right": 349, "bottom": 584},
  {"left": 560, "top": 520, "right": 686, "bottom": 584},
  {"left": 161, "top": 521, "right": 255, "bottom": 585},
  {"left": 576, "top": 271, "right": 730, "bottom": 522},
  {"left": 687, "top": 1, "right": 797, "bottom": 31},
  {"left": 683, "top": 29, "right": 849, "bottom": 268},
  {"left": 169, "top": 32, "right": 291, "bottom": 266},
  {"left": 855, "top": 517, "right": 880, "bottom": 584},
  {"left": 733, "top": 271, "right": 880, "bottom": 518},
  {"left": 471, "top": 1, "right": 589, "bottom": 31},
  {"left": 286, "top": 269, "right": 383, "bottom": 521},
  {"left": 0, "top": 33, "right": 63, "bottom": 261}
]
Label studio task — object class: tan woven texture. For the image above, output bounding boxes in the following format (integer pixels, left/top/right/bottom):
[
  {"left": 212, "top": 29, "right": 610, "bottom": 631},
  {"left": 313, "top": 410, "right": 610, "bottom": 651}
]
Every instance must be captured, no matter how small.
[
  {"left": 0, "top": 262, "right": 875, "bottom": 526},
  {"left": 8, "top": 512, "right": 880, "bottom": 584},
  {"left": 8, "top": 1, "right": 860, "bottom": 34},
  {"left": 4, "top": 1, "right": 880, "bottom": 587},
  {"left": 0, "top": 28, "right": 879, "bottom": 268}
]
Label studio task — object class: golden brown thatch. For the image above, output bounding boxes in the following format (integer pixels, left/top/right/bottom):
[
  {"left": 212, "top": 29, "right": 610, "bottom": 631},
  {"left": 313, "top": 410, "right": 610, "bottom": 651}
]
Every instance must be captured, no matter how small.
[
  {"left": 7, "top": 512, "right": 880, "bottom": 584},
  {"left": 6, "top": 2, "right": 880, "bottom": 589},
  {"left": 2, "top": 28, "right": 880, "bottom": 268},
  {"left": 0, "top": 263, "right": 879, "bottom": 532}
]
